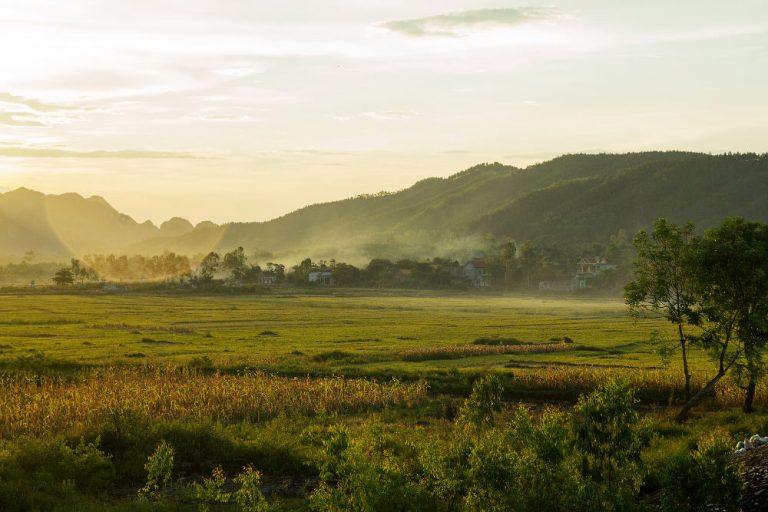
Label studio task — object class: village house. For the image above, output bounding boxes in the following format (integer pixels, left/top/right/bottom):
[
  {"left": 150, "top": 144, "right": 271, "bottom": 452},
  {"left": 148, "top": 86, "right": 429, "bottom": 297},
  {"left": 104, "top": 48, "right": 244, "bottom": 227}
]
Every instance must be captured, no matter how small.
[
  {"left": 463, "top": 258, "right": 490, "bottom": 288},
  {"left": 574, "top": 256, "right": 616, "bottom": 289},
  {"left": 394, "top": 268, "right": 413, "bottom": 283},
  {"left": 308, "top": 271, "right": 334, "bottom": 286},
  {"left": 538, "top": 256, "right": 617, "bottom": 291},
  {"left": 259, "top": 272, "right": 277, "bottom": 285}
]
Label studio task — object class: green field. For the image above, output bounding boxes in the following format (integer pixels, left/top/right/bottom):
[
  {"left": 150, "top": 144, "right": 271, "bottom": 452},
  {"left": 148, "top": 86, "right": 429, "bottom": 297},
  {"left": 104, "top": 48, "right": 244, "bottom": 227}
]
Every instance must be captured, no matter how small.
[
  {"left": 0, "top": 291, "right": 674, "bottom": 368},
  {"left": 1, "top": 290, "right": 766, "bottom": 511}
]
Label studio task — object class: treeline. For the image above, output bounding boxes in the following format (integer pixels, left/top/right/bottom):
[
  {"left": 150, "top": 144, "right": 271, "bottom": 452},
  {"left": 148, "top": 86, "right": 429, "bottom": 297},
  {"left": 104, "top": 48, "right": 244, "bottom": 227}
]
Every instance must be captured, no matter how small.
[
  {"left": 83, "top": 252, "right": 191, "bottom": 282},
  {"left": 25, "top": 238, "right": 635, "bottom": 291},
  {"left": 286, "top": 257, "right": 467, "bottom": 288},
  {"left": 8, "top": 231, "right": 632, "bottom": 289},
  {"left": 478, "top": 231, "right": 633, "bottom": 290},
  {"left": 179, "top": 249, "right": 468, "bottom": 289}
]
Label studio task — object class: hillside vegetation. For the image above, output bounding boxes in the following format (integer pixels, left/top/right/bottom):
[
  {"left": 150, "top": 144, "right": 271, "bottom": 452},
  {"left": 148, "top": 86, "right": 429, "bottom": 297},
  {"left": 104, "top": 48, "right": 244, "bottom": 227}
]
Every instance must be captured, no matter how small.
[{"left": 2, "top": 152, "right": 766, "bottom": 262}]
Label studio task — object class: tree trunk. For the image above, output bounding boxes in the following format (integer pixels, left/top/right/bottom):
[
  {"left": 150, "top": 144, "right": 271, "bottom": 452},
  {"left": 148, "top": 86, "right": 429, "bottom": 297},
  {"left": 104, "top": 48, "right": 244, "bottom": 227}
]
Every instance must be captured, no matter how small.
[
  {"left": 743, "top": 379, "right": 756, "bottom": 413},
  {"left": 675, "top": 371, "right": 727, "bottom": 422},
  {"left": 678, "top": 324, "right": 691, "bottom": 401}
]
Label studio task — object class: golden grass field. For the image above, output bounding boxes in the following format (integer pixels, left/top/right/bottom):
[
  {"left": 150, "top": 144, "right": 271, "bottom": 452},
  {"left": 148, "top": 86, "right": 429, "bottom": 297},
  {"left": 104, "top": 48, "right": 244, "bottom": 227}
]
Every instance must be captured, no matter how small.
[{"left": 0, "top": 290, "right": 764, "bottom": 431}]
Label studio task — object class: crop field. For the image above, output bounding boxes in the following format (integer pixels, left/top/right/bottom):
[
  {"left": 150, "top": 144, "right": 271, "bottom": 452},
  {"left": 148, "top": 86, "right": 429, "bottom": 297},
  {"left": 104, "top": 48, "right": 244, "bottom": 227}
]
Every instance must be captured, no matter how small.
[
  {"left": 0, "top": 291, "right": 672, "bottom": 367},
  {"left": 1, "top": 291, "right": 762, "bottom": 400},
  {"left": 1, "top": 290, "right": 767, "bottom": 511}
]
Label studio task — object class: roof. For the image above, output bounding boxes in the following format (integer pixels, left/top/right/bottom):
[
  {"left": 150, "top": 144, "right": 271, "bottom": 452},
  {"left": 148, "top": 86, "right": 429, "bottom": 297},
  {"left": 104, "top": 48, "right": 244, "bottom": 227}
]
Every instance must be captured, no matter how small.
[{"left": 466, "top": 258, "right": 486, "bottom": 269}]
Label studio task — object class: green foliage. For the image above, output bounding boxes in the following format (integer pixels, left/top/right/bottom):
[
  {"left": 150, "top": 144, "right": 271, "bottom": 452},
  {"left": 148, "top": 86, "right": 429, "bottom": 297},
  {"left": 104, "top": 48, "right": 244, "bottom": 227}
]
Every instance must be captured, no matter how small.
[
  {"left": 139, "top": 441, "right": 175, "bottom": 499},
  {"left": 660, "top": 430, "right": 743, "bottom": 512},
  {"left": 420, "top": 382, "right": 660, "bottom": 512},
  {"left": 571, "top": 380, "right": 650, "bottom": 511},
  {"left": 233, "top": 465, "right": 270, "bottom": 512},
  {"left": 0, "top": 436, "right": 115, "bottom": 511},
  {"left": 191, "top": 466, "right": 231, "bottom": 511},
  {"left": 197, "top": 252, "right": 221, "bottom": 283},
  {"left": 52, "top": 267, "right": 74, "bottom": 286},
  {"left": 458, "top": 375, "right": 504, "bottom": 429},
  {"left": 625, "top": 218, "right": 699, "bottom": 399},
  {"left": 222, "top": 247, "right": 249, "bottom": 283},
  {"left": 463, "top": 407, "right": 577, "bottom": 512},
  {"left": 310, "top": 424, "right": 431, "bottom": 511},
  {"left": 625, "top": 218, "right": 698, "bottom": 325},
  {"left": 696, "top": 217, "right": 768, "bottom": 411}
]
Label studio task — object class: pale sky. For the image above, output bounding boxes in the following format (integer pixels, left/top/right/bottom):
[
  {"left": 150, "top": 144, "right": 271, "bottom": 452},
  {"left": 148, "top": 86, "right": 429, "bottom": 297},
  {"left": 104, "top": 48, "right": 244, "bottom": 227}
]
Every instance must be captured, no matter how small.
[{"left": 1, "top": 0, "right": 767, "bottom": 224}]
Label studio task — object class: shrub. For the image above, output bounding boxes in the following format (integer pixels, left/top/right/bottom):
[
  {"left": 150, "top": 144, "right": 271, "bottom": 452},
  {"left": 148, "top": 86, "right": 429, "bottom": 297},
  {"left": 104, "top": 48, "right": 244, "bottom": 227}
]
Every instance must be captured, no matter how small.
[
  {"left": 571, "top": 380, "right": 651, "bottom": 511},
  {"left": 458, "top": 375, "right": 504, "bottom": 429},
  {"left": 660, "top": 429, "right": 743, "bottom": 511},
  {"left": 191, "top": 466, "right": 230, "bottom": 511},
  {"left": 310, "top": 425, "right": 431, "bottom": 511},
  {"left": 0, "top": 436, "right": 114, "bottom": 511},
  {"left": 233, "top": 465, "right": 270, "bottom": 512},
  {"left": 139, "top": 441, "right": 175, "bottom": 499}
]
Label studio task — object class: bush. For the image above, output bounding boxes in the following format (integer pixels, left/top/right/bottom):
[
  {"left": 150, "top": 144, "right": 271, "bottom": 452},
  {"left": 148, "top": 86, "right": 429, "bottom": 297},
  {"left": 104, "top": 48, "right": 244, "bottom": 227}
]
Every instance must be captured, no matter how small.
[
  {"left": 139, "top": 441, "right": 175, "bottom": 499},
  {"left": 660, "top": 429, "right": 743, "bottom": 511},
  {"left": 458, "top": 375, "right": 504, "bottom": 429},
  {"left": 571, "top": 380, "right": 651, "bottom": 511},
  {"left": 310, "top": 425, "right": 431, "bottom": 511},
  {"left": 233, "top": 465, "right": 270, "bottom": 512},
  {"left": 191, "top": 466, "right": 230, "bottom": 511},
  {"left": 0, "top": 436, "right": 114, "bottom": 511}
]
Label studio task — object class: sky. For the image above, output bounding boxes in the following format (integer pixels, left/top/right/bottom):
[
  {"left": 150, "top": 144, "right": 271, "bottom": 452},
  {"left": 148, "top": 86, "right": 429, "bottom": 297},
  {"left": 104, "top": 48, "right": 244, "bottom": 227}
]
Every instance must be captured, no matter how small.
[{"left": 0, "top": 0, "right": 767, "bottom": 225}]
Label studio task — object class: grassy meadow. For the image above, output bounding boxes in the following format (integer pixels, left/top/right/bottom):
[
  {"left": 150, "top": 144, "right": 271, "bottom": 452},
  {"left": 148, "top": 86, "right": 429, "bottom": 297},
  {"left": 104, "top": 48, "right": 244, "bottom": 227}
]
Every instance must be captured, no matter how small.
[
  {"left": 0, "top": 291, "right": 669, "bottom": 367},
  {"left": 1, "top": 289, "right": 766, "bottom": 510}
]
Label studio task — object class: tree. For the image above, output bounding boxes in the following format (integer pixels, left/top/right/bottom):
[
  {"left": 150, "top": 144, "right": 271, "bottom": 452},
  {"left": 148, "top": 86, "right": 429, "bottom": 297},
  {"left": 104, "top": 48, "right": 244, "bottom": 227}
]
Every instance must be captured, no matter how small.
[
  {"left": 500, "top": 240, "right": 516, "bottom": 289},
  {"left": 265, "top": 262, "right": 285, "bottom": 281},
  {"left": 222, "top": 247, "right": 248, "bottom": 284},
  {"left": 52, "top": 267, "right": 74, "bottom": 286},
  {"left": 674, "top": 217, "right": 768, "bottom": 420},
  {"left": 517, "top": 241, "right": 541, "bottom": 289},
  {"left": 69, "top": 258, "right": 97, "bottom": 284},
  {"left": 290, "top": 258, "right": 317, "bottom": 285},
  {"left": 625, "top": 219, "right": 699, "bottom": 400},
  {"left": 694, "top": 218, "right": 768, "bottom": 413},
  {"left": 333, "top": 262, "right": 360, "bottom": 286},
  {"left": 572, "top": 380, "right": 650, "bottom": 509},
  {"left": 198, "top": 252, "right": 220, "bottom": 282}
]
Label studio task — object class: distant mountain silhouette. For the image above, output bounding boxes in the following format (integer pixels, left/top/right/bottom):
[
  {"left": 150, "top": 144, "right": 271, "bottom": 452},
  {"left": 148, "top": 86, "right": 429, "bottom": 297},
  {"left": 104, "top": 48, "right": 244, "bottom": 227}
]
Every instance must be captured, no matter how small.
[{"left": 2, "top": 152, "right": 767, "bottom": 262}]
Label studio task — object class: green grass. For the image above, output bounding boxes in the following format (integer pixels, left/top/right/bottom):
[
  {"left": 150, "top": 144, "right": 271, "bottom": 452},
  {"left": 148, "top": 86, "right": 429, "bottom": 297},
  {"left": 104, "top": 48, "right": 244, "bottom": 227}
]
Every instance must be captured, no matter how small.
[{"left": 0, "top": 291, "right": 678, "bottom": 373}]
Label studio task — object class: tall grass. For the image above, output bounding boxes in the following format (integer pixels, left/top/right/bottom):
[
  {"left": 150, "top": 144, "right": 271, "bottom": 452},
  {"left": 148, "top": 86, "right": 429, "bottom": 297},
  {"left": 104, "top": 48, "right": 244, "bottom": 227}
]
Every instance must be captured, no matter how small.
[
  {"left": 506, "top": 365, "right": 767, "bottom": 406},
  {"left": 0, "top": 367, "right": 427, "bottom": 437}
]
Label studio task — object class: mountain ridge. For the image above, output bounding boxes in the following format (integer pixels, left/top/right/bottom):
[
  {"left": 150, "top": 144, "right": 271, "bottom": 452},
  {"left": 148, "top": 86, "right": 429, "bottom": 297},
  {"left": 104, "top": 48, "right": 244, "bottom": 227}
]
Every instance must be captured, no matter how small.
[{"left": 2, "top": 151, "right": 766, "bottom": 263}]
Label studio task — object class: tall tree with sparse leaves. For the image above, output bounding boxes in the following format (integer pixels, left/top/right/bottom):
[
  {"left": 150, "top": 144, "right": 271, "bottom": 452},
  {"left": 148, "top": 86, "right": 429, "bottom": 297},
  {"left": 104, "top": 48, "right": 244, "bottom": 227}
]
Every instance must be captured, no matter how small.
[{"left": 625, "top": 219, "right": 699, "bottom": 400}]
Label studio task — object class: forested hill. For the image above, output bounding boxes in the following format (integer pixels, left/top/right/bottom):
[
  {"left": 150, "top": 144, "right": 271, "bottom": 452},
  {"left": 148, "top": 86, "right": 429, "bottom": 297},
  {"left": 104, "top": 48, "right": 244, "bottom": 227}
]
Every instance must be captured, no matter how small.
[
  {"left": 2, "top": 152, "right": 767, "bottom": 262},
  {"left": 135, "top": 151, "right": 767, "bottom": 260}
]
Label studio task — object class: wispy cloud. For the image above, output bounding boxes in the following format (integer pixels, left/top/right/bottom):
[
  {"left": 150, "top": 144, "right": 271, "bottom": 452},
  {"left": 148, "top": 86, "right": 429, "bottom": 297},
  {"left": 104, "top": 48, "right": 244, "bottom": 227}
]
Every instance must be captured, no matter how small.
[
  {"left": 0, "top": 112, "right": 46, "bottom": 127},
  {"left": 332, "top": 110, "right": 417, "bottom": 121},
  {"left": 0, "top": 146, "right": 200, "bottom": 159},
  {"left": 0, "top": 91, "right": 87, "bottom": 127},
  {"left": 0, "top": 92, "right": 76, "bottom": 112},
  {"left": 380, "top": 7, "right": 562, "bottom": 37}
]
